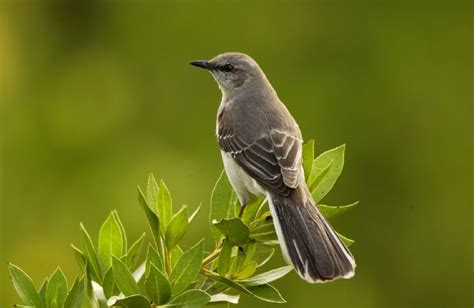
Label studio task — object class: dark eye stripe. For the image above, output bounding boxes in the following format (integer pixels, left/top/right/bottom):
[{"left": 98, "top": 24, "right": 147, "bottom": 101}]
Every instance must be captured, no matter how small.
[{"left": 222, "top": 64, "right": 234, "bottom": 72}]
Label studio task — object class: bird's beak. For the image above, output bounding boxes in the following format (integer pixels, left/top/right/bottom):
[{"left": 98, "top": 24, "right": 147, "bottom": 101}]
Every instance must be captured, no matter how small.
[{"left": 190, "top": 60, "right": 211, "bottom": 70}]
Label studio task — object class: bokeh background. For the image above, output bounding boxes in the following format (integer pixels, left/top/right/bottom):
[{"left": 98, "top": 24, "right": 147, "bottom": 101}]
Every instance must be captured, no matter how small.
[{"left": 0, "top": 1, "right": 472, "bottom": 307}]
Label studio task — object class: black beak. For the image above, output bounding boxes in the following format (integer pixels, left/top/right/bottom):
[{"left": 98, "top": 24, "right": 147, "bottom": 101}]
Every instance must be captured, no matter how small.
[{"left": 190, "top": 60, "right": 210, "bottom": 70}]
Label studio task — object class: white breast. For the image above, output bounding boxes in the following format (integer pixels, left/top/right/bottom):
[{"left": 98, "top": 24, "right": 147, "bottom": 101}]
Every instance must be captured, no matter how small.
[{"left": 221, "top": 151, "right": 265, "bottom": 205}]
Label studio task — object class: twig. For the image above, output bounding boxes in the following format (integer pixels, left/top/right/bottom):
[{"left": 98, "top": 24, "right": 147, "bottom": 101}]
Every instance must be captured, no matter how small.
[{"left": 201, "top": 247, "right": 222, "bottom": 268}]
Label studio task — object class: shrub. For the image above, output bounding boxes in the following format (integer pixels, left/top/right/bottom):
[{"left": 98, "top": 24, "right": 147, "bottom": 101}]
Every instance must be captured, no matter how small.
[{"left": 8, "top": 141, "right": 357, "bottom": 307}]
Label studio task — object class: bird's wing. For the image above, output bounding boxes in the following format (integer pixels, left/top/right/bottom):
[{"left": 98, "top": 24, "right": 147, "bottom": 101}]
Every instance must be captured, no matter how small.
[
  {"left": 270, "top": 129, "right": 303, "bottom": 188},
  {"left": 218, "top": 121, "right": 303, "bottom": 197}
]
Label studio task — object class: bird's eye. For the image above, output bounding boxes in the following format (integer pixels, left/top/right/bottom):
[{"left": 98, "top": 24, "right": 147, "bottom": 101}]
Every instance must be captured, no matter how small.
[{"left": 222, "top": 64, "right": 234, "bottom": 72}]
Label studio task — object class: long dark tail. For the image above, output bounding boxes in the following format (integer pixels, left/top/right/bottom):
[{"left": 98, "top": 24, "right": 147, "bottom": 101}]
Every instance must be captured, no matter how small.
[{"left": 268, "top": 187, "right": 356, "bottom": 283}]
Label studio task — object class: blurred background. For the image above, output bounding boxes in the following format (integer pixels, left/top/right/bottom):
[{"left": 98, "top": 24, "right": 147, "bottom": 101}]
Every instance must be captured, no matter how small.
[{"left": 0, "top": 1, "right": 472, "bottom": 307}]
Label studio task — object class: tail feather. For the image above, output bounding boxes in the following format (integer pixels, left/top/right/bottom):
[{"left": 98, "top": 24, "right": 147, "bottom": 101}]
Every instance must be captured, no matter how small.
[{"left": 267, "top": 187, "right": 356, "bottom": 283}]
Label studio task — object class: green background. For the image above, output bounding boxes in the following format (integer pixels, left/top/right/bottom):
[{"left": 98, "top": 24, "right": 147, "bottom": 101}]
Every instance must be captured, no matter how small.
[{"left": 0, "top": 1, "right": 472, "bottom": 307}]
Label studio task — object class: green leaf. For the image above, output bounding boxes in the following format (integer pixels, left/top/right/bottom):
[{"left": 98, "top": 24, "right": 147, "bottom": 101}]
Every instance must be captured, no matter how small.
[
  {"left": 210, "top": 171, "right": 238, "bottom": 241},
  {"left": 311, "top": 144, "right": 345, "bottom": 203},
  {"left": 238, "top": 266, "right": 293, "bottom": 286},
  {"left": 170, "top": 246, "right": 183, "bottom": 270},
  {"left": 83, "top": 263, "right": 93, "bottom": 304},
  {"left": 145, "top": 264, "right": 171, "bottom": 305},
  {"left": 80, "top": 223, "right": 103, "bottom": 282},
  {"left": 188, "top": 204, "right": 201, "bottom": 224},
  {"left": 8, "top": 263, "right": 42, "bottom": 307},
  {"left": 102, "top": 268, "right": 115, "bottom": 299},
  {"left": 98, "top": 212, "right": 124, "bottom": 269},
  {"left": 243, "top": 241, "right": 257, "bottom": 265},
  {"left": 212, "top": 218, "right": 249, "bottom": 246},
  {"left": 318, "top": 202, "right": 359, "bottom": 219},
  {"left": 302, "top": 139, "right": 315, "bottom": 181},
  {"left": 113, "top": 210, "right": 128, "bottom": 252},
  {"left": 250, "top": 222, "right": 277, "bottom": 242},
  {"left": 138, "top": 186, "right": 160, "bottom": 247},
  {"left": 218, "top": 239, "right": 232, "bottom": 276},
  {"left": 111, "top": 256, "right": 139, "bottom": 296},
  {"left": 258, "top": 210, "right": 272, "bottom": 221},
  {"left": 64, "top": 277, "right": 84, "bottom": 308},
  {"left": 337, "top": 232, "right": 355, "bottom": 247},
  {"left": 254, "top": 200, "right": 269, "bottom": 222},
  {"left": 241, "top": 198, "right": 262, "bottom": 225},
  {"left": 38, "top": 279, "right": 47, "bottom": 307},
  {"left": 71, "top": 244, "right": 86, "bottom": 272},
  {"left": 113, "top": 295, "right": 150, "bottom": 307},
  {"left": 125, "top": 233, "right": 146, "bottom": 269},
  {"left": 169, "top": 240, "right": 204, "bottom": 295},
  {"left": 46, "top": 267, "right": 68, "bottom": 308},
  {"left": 147, "top": 173, "right": 160, "bottom": 208},
  {"left": 146, "top": 244, "right": 163, "bottom": 274},
  {"left": 157, "top": 179, "right": 173, "bottom": 233},
  {"left": 165, "top": 289, "right": 211, "bottom": 307},
  {"left": 165, "top": 205, "right": 189, "bottom": 249},
  {"left": 204, "top": 271, "right": 283, "bottom": 303},
  {"left": 228, "top": 252, "right": 240, "bottom": 277},
  {"left": 309, "top": 160, "right": 333, "bottom": 193},
  {"left": 229, "top": 247, "right": 247, "bottom": 276},
  {"left": 83, "top": 262, "right": 105, "bottom": 308},
  {"left": 253, "top": 247, "right": 274, "bottom": 267},
  {"left": 234, "top": 261, "right": 257, "bottom": 280},
  {"left": 247, "top": 284, "right": 286, "bottom": 303},
  {"left": 203, "top": 271, "right": 250, "bottom": 294}
]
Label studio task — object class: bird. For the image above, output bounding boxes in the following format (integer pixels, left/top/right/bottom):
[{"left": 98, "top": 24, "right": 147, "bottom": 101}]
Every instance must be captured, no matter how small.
[{"left": 190, "top": 52, "right": 355, "bottom": 283}]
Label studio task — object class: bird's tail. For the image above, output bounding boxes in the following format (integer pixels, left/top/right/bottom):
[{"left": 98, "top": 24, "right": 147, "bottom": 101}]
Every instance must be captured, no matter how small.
[{"left": 267, "top": 186, "right": 356, "bottom": 283}]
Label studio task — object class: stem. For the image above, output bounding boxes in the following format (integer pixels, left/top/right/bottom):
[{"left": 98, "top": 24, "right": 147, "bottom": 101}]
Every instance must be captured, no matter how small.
[
  {"left": 238, "top": 204, "right": 247, "bottom": 217},
  {"left": 160, "top": 237, "right": 172, "bottom": 276},
  {"left": 201, "top": 247, "right": 222, "bottom": 268},
  {"left": 201, "top": 268, "right": 218, "bottom": 276},
  {"left": 165, "top": 248, "right": 172, "bottom": 275},
  {"left": 201, "top": 200, "right": 253, "bottom": 271}
]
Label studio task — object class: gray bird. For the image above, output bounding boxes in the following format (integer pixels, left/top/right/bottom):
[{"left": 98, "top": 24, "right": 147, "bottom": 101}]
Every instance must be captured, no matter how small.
[{"left": 191, "top": 52, "right": 355, "bottom": 283}]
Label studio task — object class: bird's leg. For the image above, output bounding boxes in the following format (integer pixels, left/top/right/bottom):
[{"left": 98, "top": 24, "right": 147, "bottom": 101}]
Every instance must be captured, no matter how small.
[
  {"left": 238, "top": 204, "right": 247, "bottom": 217},
  {"left": 237, "top": 195, "right": 249, "bottom": 218},
  {"left": 200, "top": 198, "right": 249, "bottom": 271}
]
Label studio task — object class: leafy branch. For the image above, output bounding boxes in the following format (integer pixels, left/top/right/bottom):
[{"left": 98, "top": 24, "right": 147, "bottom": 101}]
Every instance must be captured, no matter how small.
[{"left": 8, "top": 140, "right": 357, "bottom": 307}]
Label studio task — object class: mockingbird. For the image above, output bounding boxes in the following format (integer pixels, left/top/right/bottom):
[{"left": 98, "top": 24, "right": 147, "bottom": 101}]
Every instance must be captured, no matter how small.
[{"left": 191, "top": 52, "right": 355, "bottom": 283}]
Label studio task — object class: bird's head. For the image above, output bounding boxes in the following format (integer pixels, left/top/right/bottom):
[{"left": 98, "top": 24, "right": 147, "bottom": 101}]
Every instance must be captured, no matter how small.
[{"left": 190, "top": 52, "right": 266, "bottom": 96}]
